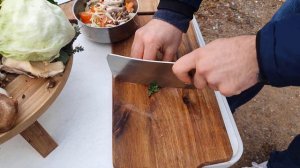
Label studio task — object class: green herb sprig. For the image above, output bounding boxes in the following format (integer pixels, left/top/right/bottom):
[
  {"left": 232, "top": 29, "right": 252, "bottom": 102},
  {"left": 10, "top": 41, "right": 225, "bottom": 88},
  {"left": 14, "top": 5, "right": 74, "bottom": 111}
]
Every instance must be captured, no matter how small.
[
  {"left": 56, "top": 25, "right": 84, "bottom": 64},
  {"left": 148, "top": 82, "right": 160, "bottom": 97}
]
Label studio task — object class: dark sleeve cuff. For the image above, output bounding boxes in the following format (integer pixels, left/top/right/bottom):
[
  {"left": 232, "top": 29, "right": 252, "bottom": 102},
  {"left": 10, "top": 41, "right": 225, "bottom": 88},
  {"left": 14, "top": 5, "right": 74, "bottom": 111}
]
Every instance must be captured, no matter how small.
[
  {"left": 256, "top": 31, "right": 269, "bottom": 84},
  {"left": 256, "top": 21, "right": 277, "bottom": 85},
  {"left": 256, "top": 14, "right": 300, "bottom": 87},
  {"left": 157, "top": 0, "right": 201, "bottom": 20},
  {"left": 153, "top": 9, "right": 191, "bottom": 33}
]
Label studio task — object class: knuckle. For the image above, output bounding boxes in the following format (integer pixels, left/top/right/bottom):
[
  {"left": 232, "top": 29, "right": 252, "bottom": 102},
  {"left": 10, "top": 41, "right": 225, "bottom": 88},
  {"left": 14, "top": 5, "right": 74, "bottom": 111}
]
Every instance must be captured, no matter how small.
[
  {"left": 172, "top": 64, "right": 180, "bottom": 74},
  {"left": 197, "top": 48, "right": 204, "bottom": 55},
  {"left": 215, "top": 38, "right": 222, "bottom": 42},
  {"left": 215, "top": 38, "right": 225, "bottom": 43},
  {"left": 196, "top": 64, "right": 207, "bottom": 75},
  {"left": 194, "top": 50, "right": 204, "bottom": 60},
  {"left": 165, "top": 48, "right": 176, "bottom": 56},
  {"left": 135, "top": 29, "right": 157, "bottom": 44},
  {"left": 193, "top": 76, "right": 206, "bottom": 89},
  {"left": 193, "top": 80, "right": 201, "bottom": 89},
  {"left": 144, "top": 36, "right": 156, "bottom": 44},
  {"left": 194, "top": 83, "right": 201, "bottom": 89},
  {"left": 219, "top": 85, "right": 234, "bottom": 96},
  {"left": 194, "top": 80, "right": 206, "bottom": 90},
  {"left": 206, "top": 76, "right": 217, "bottom": 86},
  {"left": 135, "top": 29, "right": 143, "bottom": 36}
]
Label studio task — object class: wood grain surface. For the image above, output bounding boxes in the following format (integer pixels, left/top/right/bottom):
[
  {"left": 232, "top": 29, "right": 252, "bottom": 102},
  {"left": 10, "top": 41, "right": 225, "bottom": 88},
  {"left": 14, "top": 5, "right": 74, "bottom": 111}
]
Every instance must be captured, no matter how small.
[
  {"left": 0, "top": 57, "right": 73, "bottom": 144},
  {"left": 112, "top": 16, "right": 232, "bottom": 168},
  {"left": 60, "top": 1, "right": 76, "bottom": 20},
  {"left": 138, "top": 0, "right": 159, "bottom": 14},
  {"left": 20, "top": 121, "right": 58, "bottom": 157}
]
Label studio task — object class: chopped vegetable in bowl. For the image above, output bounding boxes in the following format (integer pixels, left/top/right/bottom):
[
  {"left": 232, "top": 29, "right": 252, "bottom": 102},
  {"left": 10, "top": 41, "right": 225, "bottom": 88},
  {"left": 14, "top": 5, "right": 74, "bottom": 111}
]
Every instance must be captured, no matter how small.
[{"left": 80, "top": 0, "right": 136, "bottom": 28}]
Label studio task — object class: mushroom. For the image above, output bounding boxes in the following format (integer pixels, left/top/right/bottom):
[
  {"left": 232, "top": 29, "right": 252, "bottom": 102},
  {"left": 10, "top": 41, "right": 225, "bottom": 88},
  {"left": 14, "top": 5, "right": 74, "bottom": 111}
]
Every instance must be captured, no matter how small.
[
  {"left": 0, "top": 57, "right": 65, "bottom": 78},
  {"left": 0, "top": 72, "right": 6, "bottom": 81},
  {"left": 0, "top": 87, "right": 18, "bottom": 133}
]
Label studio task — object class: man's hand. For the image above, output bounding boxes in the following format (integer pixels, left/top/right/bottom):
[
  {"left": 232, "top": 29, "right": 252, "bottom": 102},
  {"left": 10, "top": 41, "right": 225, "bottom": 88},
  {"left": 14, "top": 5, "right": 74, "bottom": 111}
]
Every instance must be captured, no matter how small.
[
  {"left": 131, "top": 19, "right": 182, "bottom": 61},
  {"left": 172, "top": 35, "right": 259, "bottom": 96}
]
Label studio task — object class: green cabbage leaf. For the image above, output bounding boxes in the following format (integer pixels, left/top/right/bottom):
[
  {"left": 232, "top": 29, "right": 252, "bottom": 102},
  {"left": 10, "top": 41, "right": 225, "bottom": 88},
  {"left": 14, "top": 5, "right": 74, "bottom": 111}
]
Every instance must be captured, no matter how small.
[{"left": 0, "top": 0, "right": 75, "bottom": 61}]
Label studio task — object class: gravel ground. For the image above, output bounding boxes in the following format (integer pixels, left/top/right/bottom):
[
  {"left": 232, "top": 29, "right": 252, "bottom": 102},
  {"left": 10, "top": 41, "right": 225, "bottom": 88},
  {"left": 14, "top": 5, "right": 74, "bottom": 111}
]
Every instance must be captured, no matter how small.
[{"left": 195, "top": 0, "right": 300, "bottom": 167}]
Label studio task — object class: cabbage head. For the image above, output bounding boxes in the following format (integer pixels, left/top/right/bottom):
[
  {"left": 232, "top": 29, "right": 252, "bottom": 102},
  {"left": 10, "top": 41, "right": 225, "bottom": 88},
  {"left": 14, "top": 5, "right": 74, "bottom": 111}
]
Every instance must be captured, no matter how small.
[{"left": 0, "top": 0, "right": 75, "bottom": 61}]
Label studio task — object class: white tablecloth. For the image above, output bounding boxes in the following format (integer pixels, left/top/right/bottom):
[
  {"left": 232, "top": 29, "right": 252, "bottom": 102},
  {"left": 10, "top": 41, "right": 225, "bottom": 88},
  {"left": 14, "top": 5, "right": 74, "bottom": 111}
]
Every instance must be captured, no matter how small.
[{"left": 0, "top": 35, "right": 114, "bottom": 168}]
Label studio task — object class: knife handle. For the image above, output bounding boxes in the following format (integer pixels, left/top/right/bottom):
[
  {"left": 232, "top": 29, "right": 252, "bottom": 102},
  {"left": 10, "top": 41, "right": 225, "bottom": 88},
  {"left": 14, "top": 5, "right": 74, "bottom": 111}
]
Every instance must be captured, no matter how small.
[
  {"left": 184, "top": 69, "right": 196, "bottom": 89},
  {"left": 188, "top": 69, "right": 196, "bottom": 79}
]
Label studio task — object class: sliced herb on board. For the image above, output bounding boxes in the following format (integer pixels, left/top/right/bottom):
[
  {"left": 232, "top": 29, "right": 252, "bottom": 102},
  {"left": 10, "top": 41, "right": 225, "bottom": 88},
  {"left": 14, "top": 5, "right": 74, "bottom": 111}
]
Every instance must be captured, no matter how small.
[{"left": 148, "top": 82, "right": 160, "bottom": 97}]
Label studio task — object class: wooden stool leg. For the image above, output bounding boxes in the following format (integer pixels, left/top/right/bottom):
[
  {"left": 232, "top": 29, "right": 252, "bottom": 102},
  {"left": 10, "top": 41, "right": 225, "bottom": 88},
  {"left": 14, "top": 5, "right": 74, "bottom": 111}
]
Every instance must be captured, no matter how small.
[{"left": 20, "top": 121, "right": 58, "bottom": 157}]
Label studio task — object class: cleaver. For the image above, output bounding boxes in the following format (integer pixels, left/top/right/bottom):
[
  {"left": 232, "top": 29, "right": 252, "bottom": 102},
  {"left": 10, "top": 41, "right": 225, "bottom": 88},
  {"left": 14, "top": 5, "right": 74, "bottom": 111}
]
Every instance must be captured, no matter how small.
[{"left": 107, "top": 54, "right": 194, "bottom": 88}]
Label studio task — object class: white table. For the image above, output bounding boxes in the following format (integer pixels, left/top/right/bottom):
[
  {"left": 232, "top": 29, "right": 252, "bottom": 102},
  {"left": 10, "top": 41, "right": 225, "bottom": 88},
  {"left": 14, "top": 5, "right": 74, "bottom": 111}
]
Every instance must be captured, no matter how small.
[
  {"left": 0, "top": 20, "right": 242, "bottom": 168},
  {"left": 0, "top": 35, "right": 113, "bottom": 168}
]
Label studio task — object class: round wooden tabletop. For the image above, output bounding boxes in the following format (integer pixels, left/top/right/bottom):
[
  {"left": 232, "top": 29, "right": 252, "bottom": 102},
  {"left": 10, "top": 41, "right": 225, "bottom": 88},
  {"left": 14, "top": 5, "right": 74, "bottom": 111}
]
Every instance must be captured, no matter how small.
[{"left": 0, "top": 57, "right": 73, "bottom": 144}]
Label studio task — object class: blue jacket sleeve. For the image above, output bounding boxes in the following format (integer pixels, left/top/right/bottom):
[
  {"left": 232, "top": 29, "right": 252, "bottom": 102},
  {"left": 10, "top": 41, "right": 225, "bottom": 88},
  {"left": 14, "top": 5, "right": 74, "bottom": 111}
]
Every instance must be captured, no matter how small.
[
  {"left": 257, "top": 14, "right": 300, "bottom": 86},
  {"left": 153, "top": 0, "right": 202, "bottom": 33},
  {"left": 157, "top": 0, "right": 202, "bottom": 19}
]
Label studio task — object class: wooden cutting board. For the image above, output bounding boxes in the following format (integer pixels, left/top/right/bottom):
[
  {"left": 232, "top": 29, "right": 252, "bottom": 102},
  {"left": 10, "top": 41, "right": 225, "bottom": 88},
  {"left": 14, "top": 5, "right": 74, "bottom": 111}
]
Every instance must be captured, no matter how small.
[
  {"left": 137, "top": 0, "right": 159, "bottom": 14},
  {"left": 112, "top": 15, "right": 233, "bottom": 168}
]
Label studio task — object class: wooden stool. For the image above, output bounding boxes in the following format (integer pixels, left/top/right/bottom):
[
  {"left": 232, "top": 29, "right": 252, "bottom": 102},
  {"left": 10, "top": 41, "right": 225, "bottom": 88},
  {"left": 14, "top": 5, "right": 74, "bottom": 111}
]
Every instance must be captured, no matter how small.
[{"left": 0, "top": 57, "right": 73, "bottom": 157}]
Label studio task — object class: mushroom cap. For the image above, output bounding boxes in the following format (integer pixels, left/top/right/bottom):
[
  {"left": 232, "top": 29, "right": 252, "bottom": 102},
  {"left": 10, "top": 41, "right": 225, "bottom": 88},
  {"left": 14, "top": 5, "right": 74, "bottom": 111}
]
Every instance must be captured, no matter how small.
[{"left": 0, "top": 93, "right": 18, "bottom": 133}]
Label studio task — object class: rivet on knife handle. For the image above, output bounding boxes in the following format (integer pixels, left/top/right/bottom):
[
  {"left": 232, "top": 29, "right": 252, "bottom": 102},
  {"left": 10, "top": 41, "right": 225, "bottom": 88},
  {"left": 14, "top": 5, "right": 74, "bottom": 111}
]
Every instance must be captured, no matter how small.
[{"left": 184, "top": 69, "right": 196, "bottom": 89}]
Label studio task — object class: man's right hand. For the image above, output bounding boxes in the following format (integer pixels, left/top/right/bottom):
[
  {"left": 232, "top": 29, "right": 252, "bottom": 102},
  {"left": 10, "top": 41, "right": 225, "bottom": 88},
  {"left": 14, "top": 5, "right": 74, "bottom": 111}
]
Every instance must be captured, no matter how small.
[
  {"left": 173, "top": 35, "right": 259, "bottom": 96},
  {"left": 130, "top": 19, "right": 183, "bottom": 61}
]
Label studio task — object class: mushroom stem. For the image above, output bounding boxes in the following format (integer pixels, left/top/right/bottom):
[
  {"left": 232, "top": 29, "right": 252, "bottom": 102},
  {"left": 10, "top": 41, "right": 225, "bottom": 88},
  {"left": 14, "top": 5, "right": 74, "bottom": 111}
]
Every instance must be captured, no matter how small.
[{"left": 0, "top": 87, "right": 8, "bottom": 97}]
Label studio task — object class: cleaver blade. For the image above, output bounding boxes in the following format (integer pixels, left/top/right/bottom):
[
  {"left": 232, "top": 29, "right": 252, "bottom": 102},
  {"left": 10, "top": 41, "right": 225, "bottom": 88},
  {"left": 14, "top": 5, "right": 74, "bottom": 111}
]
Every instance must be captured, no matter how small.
[{"left": 107, "top": 53, "right": 194, "bottom": 88}]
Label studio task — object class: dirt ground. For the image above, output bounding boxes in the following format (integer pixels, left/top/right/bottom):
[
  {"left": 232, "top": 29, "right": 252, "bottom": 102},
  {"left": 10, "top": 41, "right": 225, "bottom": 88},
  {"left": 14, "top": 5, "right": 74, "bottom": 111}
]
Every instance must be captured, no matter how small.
[{"left": 195, "top": 0, "right": 300, "bottom": 167}]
